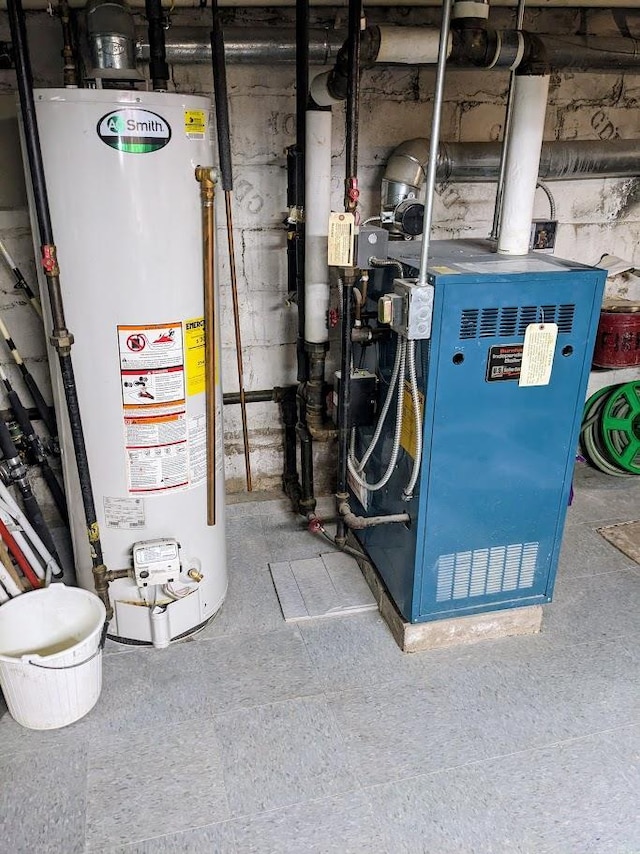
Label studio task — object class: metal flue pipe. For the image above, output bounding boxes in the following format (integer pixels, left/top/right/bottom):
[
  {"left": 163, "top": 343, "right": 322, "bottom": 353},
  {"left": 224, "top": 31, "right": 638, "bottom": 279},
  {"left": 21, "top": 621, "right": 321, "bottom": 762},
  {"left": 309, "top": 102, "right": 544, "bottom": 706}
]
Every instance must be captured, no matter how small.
[{"left": 382, "top": 138, "right": 640, "bottom": 209}]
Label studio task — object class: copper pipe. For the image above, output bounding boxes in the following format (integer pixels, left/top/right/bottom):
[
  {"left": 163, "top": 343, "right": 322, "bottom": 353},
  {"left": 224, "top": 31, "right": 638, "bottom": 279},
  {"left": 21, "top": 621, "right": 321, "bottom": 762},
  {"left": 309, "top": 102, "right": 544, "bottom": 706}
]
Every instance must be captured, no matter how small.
[
  {"left": 196, "top": 167, "right": 218, "bottom": 525},
  {"left": 224, "top": 190, "right": 252, "bottom": 492},
  {"left": 57, "top": 0, "right": 77, "bottom": 88}
]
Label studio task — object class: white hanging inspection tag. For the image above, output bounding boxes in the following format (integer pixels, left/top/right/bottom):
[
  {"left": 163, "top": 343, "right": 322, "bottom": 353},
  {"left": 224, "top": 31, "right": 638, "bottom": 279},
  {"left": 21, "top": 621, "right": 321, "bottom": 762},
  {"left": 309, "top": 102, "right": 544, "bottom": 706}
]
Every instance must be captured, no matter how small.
[
  {"left": 327, "top": 212, "right": 355, "bottom": 267},
  {"left": 519, "top": 322, "right": 558, "bottom": 387}
]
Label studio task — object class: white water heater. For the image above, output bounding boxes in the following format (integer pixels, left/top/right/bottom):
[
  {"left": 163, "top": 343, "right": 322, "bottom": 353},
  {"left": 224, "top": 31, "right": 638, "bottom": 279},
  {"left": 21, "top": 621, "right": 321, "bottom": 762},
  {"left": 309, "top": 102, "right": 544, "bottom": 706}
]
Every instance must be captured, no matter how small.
[{"left": 27, "top": 89, "right": 227, "bottom": 644}]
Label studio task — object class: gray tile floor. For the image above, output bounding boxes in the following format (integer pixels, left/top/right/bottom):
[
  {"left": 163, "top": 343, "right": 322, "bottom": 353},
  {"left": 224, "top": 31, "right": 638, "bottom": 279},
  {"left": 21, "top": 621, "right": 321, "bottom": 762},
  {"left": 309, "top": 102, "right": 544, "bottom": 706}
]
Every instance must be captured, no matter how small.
[{"left": 1, "top": 462, "right": 639, "bottom": 853}]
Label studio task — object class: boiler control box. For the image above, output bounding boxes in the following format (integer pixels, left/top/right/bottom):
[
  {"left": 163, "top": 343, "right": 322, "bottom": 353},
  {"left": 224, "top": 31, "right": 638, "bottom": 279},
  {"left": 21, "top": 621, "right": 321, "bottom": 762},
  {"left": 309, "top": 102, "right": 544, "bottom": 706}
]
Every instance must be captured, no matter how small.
[{"left": 132, "top": 538, "right": 181, "bottom": 588}]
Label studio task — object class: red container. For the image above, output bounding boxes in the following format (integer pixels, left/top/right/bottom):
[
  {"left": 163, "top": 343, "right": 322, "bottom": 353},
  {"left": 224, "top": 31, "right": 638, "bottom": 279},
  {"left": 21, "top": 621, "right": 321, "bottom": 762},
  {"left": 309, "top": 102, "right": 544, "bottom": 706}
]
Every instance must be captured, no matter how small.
[{"left": 593, "top": 308, "right": 640, "bottom": 368}]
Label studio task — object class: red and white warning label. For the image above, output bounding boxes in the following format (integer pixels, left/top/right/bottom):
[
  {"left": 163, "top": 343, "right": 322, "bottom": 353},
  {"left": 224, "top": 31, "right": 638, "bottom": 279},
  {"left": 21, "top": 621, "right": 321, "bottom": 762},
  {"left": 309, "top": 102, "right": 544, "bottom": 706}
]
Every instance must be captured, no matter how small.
[
  {"left": 118, "top": 323, "right": 183, "bottom": 371},
  {"left": 117, "top": 321, "right": 207, "bottom": 495},
  {"left": 121, "top": 367, "right": 184, "bottom": 408}
]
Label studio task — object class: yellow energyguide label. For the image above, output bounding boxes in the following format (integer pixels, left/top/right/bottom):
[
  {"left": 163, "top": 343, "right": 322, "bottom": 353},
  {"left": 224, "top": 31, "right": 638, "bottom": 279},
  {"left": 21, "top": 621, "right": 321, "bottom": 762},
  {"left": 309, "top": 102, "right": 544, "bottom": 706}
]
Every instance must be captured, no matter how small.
[{"left": 184, "top": 317, "right": 206, "bottom": 395}]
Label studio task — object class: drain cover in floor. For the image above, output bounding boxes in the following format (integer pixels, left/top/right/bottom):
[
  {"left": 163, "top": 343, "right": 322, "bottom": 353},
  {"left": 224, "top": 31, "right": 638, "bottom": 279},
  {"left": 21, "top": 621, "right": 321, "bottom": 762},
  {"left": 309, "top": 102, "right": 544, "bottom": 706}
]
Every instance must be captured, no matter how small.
[
  {"left": 269, "top": 552, "right": 377, "bottom": 621},
  {"left": 597, "top": 520, "right": 640, "bottom": 564}
]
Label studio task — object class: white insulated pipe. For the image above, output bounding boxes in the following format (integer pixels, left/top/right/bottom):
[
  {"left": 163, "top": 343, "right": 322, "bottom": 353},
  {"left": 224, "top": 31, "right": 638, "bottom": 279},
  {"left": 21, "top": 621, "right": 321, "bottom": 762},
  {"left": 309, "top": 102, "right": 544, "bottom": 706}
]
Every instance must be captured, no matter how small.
[
  {"left": 310, "top": 27, "right": 450, "bottom": 106},
  {"left": 497, "top": 74, "right": 550, "bottom": 256},
  {"left": 304, "top": 109, "right": 332, "bottom": 345},
  {"left": 376, "top": 26, "right": 451, "bottom": 65}
]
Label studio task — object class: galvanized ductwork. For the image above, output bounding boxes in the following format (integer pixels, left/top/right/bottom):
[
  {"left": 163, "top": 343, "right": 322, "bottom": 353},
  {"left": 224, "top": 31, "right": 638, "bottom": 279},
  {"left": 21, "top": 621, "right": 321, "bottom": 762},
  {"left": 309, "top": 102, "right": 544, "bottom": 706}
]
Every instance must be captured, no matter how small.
[
  {"left": 86, "top": 0, "right": 136, "bottom": 76},
  {"left": 382, "top": 138, "right": 640, "bottom": 210}
]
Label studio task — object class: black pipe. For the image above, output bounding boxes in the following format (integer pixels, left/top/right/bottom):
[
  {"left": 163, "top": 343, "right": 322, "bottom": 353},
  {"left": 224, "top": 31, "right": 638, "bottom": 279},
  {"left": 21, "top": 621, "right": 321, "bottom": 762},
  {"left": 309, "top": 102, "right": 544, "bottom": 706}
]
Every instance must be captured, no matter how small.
[
  {"left": 8, "top": 0, "right": 105, "bottom": 582},
  {"left": 5, "top": 383, "right": 68, "bottom": 525},
  {"left": 145, "top": 0, "right": 169, "bottom": 91},
  {"left": 335, "top": 0, "right": 361, "bottom": 541},
  {"left": 280, "top": 387, "right": 302, "bottom": 512},
  {"left": 296, "top": 0, "right": 308, "bottom": 177},
  {"left": 0, "top": 317, "right": 56, "bottom": 436},
  {"left": 223, "top": 389, "right": 275, "bottom": 405},
  {"left": 297, "top": 420, "right": 316, "bottom": 516},
  {"left": 211, "top": 0, "right": 233, "bottom": 192},
  {"left": 344, "top": 0, "right": 362, "bottom": 212},
  {"left": 336, "top": 275, "right": 354, "bottom": 543},
  {"left": 0, "top": 414, "right": 63, "bottom": 577}
]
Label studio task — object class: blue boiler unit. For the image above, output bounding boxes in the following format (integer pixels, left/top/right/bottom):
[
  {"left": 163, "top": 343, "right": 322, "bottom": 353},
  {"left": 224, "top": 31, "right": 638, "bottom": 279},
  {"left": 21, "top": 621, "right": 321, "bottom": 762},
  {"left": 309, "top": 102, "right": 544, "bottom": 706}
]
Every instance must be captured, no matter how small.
[{"left": 352, "top": 240, "right": 606, "bottom": 623}]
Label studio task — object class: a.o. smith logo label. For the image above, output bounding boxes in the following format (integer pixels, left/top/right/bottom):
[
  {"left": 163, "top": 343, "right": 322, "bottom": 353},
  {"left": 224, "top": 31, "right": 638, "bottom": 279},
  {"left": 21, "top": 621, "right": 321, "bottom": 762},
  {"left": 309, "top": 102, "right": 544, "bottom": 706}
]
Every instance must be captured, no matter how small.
[{"left": 97, "top": 109, "right": 171, "bottom": 154}]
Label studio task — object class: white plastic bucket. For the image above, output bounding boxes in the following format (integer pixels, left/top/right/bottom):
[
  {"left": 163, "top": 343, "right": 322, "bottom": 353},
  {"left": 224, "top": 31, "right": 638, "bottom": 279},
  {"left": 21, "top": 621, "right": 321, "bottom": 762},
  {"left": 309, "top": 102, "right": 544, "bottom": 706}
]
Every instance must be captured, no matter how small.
[{"left": 0, "top": 584, "right": 106, "bottom": 729}]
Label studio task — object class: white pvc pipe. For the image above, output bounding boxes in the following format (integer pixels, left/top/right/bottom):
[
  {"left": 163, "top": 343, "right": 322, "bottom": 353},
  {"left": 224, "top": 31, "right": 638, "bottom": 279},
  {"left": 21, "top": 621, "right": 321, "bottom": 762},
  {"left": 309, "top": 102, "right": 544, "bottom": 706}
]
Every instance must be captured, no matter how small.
[
  {"left": 0, "top": 483, "right": 61, "bottom": 579},
  {"left": 0, "top": 560, "right": 21, "bottom": 597},
  {"left": 309, "top": 72, "right": 343, "bottom": 108},
  {"left": 497, "top": 74, "right": 551, "bottom": 256},
  {"left": 376, "top": 26, "right": 451, "bottom": 65},
  {"left": 304, "top": 109, "right": 332, "bottom": 345}
]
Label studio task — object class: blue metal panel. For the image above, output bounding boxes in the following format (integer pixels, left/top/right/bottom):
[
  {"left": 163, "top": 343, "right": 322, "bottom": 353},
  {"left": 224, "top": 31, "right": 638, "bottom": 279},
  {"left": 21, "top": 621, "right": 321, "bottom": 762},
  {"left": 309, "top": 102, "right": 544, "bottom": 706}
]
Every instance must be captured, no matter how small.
[{"left": 354, "top": 240, "right": 605, "bottom": 624}]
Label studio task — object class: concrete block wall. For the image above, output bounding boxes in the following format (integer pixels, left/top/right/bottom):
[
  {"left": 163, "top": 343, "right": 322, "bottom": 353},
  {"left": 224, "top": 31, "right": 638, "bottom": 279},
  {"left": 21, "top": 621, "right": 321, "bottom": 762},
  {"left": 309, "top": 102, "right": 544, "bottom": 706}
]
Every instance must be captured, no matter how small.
[{"left": 0, "top": 6, "right": 638, "bottom": 499}]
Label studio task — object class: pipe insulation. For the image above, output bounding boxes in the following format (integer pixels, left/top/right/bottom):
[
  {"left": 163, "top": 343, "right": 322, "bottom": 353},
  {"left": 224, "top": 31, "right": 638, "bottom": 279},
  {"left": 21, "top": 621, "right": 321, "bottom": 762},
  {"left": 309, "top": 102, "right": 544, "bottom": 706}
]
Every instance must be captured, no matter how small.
[
  {"left": 134, "top": 26, "right": 640, "bottom": 70},
  {"left": 375, "top": 25, "right": 451, "bottom": 65},
  {"left": 497, "top": 74, "right": 550, "bottom": 255},
  {"left": 382, "top": 138, "right": 640, "bottom": 207},
  {"left": 304, "top": 109, "right": 332, "bottom": 345}
]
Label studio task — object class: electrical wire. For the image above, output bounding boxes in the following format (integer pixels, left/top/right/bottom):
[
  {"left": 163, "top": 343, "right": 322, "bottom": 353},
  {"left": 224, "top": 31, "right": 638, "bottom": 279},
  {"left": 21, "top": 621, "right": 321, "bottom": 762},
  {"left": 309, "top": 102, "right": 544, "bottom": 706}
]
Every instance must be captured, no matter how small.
[
  {"left": 370, "top": 258, "right": 403, "bottom": 279},
  {"left": 348, "top": 338, "right": 407, "bottom": 492},
  {"left": 403, "top": 340, "right": 423, "bottom": 500},
  {"left": 350, "top": 336, "right": 404, "bottom": 474},
  {"left": 536, "top": 181, "right": 557, "bottom": 220}
]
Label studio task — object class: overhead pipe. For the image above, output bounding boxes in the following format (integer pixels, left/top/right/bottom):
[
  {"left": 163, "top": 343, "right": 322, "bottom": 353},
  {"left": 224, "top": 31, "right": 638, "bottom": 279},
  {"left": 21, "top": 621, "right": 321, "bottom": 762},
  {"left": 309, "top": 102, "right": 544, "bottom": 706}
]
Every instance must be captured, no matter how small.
[
  {"left": 136, "top": 25, "right": 345, "bottom": 66},
  {"left": 142, "top": 24, "right": 640, "bottom": 73},
  {"left": 7, "top": 0, "right": 110, "bottom": 616}
]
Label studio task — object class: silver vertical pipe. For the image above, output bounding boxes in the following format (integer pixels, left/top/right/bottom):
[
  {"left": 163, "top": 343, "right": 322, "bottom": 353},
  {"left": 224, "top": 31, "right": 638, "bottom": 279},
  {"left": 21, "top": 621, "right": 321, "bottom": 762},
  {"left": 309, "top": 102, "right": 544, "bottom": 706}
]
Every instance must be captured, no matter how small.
[
  {"left": 490, "top": 0, "right": 526, "bottom": 240},
  {"left": 417, "top": 0, "right": 453, "bottom": 286}
]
